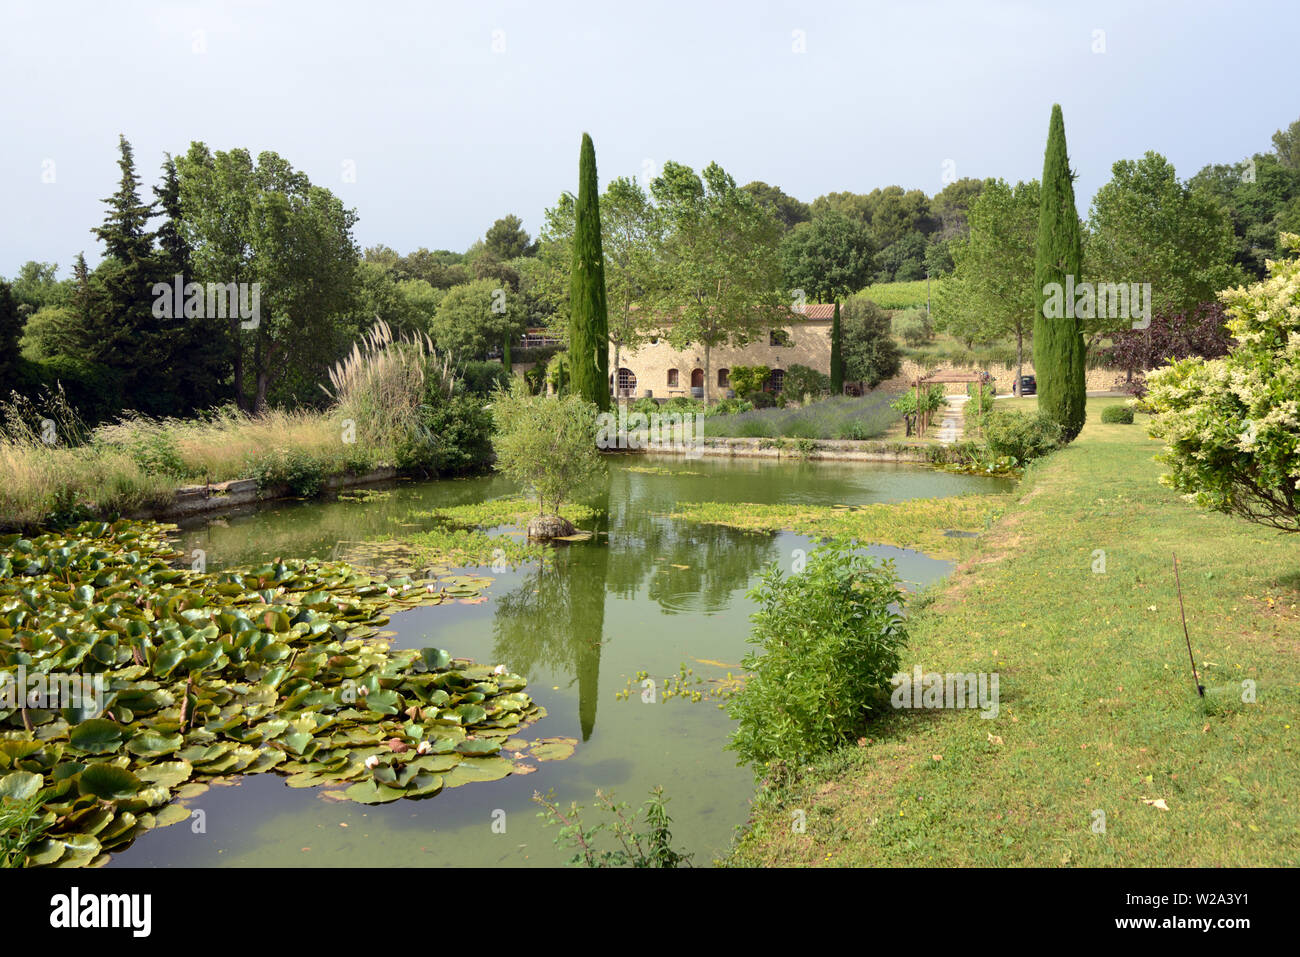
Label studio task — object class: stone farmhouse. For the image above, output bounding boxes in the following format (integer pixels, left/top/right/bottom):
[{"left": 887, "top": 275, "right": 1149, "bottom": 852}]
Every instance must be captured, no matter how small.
[{"left": 515, "top": 303, "right": 836, "bottom": 402}]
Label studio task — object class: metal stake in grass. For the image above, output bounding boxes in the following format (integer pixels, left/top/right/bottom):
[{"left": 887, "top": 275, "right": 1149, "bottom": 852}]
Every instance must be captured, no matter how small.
[{"left": 1173, "top": 552, "right": 1204, "bottom": 697}]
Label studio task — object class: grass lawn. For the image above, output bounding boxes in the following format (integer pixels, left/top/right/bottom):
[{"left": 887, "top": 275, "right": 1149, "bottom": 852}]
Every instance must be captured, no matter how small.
[{"left": 726, "top": 397, "right": 1300, "bottom": 866}]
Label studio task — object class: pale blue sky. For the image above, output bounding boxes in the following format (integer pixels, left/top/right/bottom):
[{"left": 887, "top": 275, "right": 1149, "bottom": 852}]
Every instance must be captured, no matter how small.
[{"left": 2, "top": 0, "right": 1296, "bottom": 278}]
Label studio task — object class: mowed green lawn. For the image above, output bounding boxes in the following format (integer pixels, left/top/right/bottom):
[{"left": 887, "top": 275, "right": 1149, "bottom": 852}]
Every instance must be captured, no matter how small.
[{"left": 728, "top": 398, "right": 1300, "bottom": 866}]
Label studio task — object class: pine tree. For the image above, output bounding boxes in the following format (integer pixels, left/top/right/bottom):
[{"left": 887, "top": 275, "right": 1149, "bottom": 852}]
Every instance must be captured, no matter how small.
[
  {"left": 89, "top": 135, "right": 171, "bottom": 413},
  {"left": 68, "top": 252, "right": 97, "bottom": 357},
  {"left": 568, "top": 132, "right": 610, "bottom": 411},
  {"left": 153, "top": 154, "right": 191, "bottom": 278},
  {"left": 829, "top": 300, "right": 843, "bottom": 393},
  {"left": 1033, "top": 104, "right": 1087, "bottom": 440}
]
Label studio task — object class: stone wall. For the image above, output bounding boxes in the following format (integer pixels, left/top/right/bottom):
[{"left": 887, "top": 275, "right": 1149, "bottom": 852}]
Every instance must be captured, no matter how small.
[{"left": 881, "top": 358, "right": 1127, "bottom": 394}]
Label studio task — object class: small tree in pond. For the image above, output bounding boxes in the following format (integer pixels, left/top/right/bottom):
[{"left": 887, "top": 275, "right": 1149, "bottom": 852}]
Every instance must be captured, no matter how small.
[{"left": 490, "top": 380, "right": 605, "bottom": 537}]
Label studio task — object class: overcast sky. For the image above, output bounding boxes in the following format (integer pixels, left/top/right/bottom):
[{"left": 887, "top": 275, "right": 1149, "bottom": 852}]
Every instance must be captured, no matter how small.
[{"left": 2, "top": 0, "right": 1296, "bottom": 278}]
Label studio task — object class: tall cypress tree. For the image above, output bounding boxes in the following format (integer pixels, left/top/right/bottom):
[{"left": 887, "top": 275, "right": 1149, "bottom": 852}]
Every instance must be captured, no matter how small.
[
  {"left": 1033, "top": 104, "right": 1087, "bottom": 440},
  {"left": 568, "top": 132, "right": 610, "bottom": 411},
  {"left": 829, "top": 300, "right": 843, "bottom": 393}
]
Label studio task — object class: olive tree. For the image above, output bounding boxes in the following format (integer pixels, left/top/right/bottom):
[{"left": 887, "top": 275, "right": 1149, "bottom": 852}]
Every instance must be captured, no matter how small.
[{"left": 489, "top": 380, "right": 606, "bottom": 537}]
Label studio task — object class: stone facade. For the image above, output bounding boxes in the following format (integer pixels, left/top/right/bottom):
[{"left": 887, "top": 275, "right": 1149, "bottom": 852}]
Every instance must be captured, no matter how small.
[{"left": 607, "top": 304, "right": 836, "bottom": 402}]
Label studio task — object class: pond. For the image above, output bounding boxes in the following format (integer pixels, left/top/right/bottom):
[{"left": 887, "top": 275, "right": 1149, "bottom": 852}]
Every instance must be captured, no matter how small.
[{"left": 107, "top": 456, "right": 1012, "bottom": 867}]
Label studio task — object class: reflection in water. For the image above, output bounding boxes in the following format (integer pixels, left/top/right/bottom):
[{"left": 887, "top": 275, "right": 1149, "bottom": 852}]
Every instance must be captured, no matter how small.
[
  {"left": 494, "top": 484, "right": 609, "bottom": 741},
  {"left": 127, "top": 457, "right": 1012, "bottom": 868},
  {"left": 494, "top": 471, "right": 785, "bottom": 742}
]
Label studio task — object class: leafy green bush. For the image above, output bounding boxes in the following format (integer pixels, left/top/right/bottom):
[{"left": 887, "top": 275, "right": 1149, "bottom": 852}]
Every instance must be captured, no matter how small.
[
  {"left": 702, "top": 397, "right": 753, "bottom": 417},
  {"left": 248, "top": 447, "right": 328, "bottom": 497},
  {"left": 749, "top": 390, "right": 776, "bottom": 409},
  {"left": 784, "top": 364, "right": 831, "bottom": 401},
  {"left": 963, "top": 382, "right": 997, "bottom": 431},
  {"left": 458, "top": 360, "right": 511, "bottom": 396},
  {"left": 1100, "top": 404, "right": 1134, "bottom": 424},
  {"left": 726, "top": 541, "right": 907, "bottom": 774},
  {"left": 93, "top": 417, "right": 187, "bottom": 479},
  {"left": 630, "top": 396, "right": 660, "bottom": 416},
  {"left": 396, "top": 393, "right": 494, "bottom": 474},
  {"left": 729, "top": 365, "right": 771, "bottom": 401},
  {"left": 890, "top": 384, "right": 947, "bottom": 415},
  {"left": 661, "top": 396, "right": 702, "bottom": 414},
  {"left": 983, "top": 410, "right": 1062, "bottom": 463}
]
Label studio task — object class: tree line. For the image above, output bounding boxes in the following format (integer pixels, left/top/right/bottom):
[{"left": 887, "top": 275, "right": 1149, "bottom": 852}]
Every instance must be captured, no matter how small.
[{"left": 3, "top": 114, "right": 1296, "bottom": 420}]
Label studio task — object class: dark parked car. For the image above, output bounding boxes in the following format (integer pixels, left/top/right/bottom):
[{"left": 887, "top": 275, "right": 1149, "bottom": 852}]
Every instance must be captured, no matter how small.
[{"left": 1014, "top": 374, "right": 1036, "bottom": 396}]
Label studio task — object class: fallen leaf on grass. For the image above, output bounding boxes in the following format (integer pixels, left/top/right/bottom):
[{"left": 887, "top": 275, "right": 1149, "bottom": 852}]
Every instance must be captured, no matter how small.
[
  {"left": 1142, "top": 798, "right": 1170, "bottom": 811},
  {"left": 987, "top": 733, "right": 1004, "bottom": 746}
]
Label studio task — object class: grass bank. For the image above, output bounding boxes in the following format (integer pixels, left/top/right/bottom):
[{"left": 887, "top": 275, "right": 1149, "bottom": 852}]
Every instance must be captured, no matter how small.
[{"left": 726, "top": 398, "right": 1300, "bottom": 866}]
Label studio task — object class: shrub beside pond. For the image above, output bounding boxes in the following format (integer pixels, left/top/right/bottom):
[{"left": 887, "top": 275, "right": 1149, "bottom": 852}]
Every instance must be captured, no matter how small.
[
  {"left": 726, "top": 541, "right": 908, "bottom": 776},
  {"left": 983, "top": 409, "right": 1063, "bottom": 464}
]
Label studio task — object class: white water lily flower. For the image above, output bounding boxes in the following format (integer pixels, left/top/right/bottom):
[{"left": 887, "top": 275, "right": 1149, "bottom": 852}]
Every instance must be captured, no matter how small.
[
  {"left": 416, "top": 740, "right": 432, "bottom": 754},
  {"left": 364, "top": 755, "right": 380, "bottom": 769},
  {"left": 492, "top": 664, "right": 506, "bottom": 675}
]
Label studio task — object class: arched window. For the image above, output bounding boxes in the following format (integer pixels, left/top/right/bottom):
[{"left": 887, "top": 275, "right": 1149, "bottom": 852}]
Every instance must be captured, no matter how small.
[
  {"left": 717, "top": 368, "right": 730, "bottom": 388},
  {"left": 690, "top": 368, "right": 704, "bottom": 388},
  {"left": 616, "top": 368, "right": 637, "bottom": 395},
  {"left": 767, "top": 368, "right": 785, "bottom": 393},
  {"left": 667, "top": 368, "right": 679, "bottom": 387}
]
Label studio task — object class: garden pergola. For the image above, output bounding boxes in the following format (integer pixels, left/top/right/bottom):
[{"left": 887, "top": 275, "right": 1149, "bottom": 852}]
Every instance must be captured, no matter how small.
[{"left": 912, "top": 370, "right": 987, "bottom": 438}]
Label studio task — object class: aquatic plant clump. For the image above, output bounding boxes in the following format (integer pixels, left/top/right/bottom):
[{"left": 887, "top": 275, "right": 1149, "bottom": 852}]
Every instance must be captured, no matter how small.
[{"left": 0, "top": 519, "right": 548, "bottom": 867}]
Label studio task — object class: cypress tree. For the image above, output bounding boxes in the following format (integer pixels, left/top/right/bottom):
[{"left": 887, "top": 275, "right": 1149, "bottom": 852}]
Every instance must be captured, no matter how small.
[
  {"left": 1033, "top": 104, "right": 1087, "bottom": 440},
  {"left": 829, "top": 300, "right": 843, "bottom": 393},
  {"left": 568, "top": 132, "right": 610, "bottom": 412}
]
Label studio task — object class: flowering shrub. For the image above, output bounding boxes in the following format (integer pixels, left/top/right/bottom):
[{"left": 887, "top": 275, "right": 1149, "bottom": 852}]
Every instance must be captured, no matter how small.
[{"left": 1145, "top": 234, "right": 1300, "bottom": 531}]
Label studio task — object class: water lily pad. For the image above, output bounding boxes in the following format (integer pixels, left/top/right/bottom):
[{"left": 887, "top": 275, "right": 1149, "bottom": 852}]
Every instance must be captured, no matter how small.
[
  {"left": 135, "top": 760, "right": 192, "bottom": 789},
  {"left": 68, "top": 718, "right": 126, "bottom": 754},
  {"left": 151, "top": 802, "right": 193, "bottom": 828},
  {"left": 77, "top": 764, "right": 142, "bottom": 801},
  {"left": 442, "top": 757, "right": 513, "bottom": 788},
  {"left": 454, "top": 738, "right": 501, "bottom": 756},
  {"left": 126, "top": 731, "right": 183, "bottom": 758},
  {"left": 343, "top": 780, "right": 406, "bottom": 804},
  {"left": 529, "top": 737, "right": 578, "bottom": 762},
  {"left": 0, "top": 769, "right": 44, "bottom": 800}
]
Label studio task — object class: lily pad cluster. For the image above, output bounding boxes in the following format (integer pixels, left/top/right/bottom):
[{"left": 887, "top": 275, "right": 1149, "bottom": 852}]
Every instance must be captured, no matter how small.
[{"left": 0, "top": 519, "right": 554, "bottom": 867}]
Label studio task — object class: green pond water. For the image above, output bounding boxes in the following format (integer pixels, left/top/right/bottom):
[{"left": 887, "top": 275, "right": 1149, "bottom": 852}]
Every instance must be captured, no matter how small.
[{"left": 108, "top": 456, "right": 1011, "bottom": 868}]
